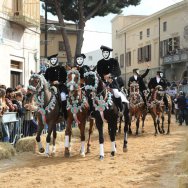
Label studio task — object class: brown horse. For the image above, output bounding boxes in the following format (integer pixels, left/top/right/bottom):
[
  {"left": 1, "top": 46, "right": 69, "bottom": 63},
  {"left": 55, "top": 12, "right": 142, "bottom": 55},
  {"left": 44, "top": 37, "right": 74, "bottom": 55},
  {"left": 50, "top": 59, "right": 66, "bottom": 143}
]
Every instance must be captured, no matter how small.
[
  {"left": 128, "top": 81, "right": 147, "bottom": 135},
  {"left": 28, "top": 73, "right": 62, "bottom": 156},
  {"left": 64, "top": 68, "right": 89, "bottom": 157},
  {"left": 148, "top": 85, "right": 172, "bottom": 136}
]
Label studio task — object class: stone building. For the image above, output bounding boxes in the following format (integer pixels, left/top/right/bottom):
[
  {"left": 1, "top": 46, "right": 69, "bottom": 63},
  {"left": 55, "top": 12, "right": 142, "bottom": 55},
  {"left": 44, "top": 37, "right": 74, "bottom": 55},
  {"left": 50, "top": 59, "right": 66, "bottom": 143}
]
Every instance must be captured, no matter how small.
[
  {"left": 112, "top": 0, "right": 188, "bottom": 86},
  {"left": 0, "top": 0, "right": 40, "bottom": 88}
]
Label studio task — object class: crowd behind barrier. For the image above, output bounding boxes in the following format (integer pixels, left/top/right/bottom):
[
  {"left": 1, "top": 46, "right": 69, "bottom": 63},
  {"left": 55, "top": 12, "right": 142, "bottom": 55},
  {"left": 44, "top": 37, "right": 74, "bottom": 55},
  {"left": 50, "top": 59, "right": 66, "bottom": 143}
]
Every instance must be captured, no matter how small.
[{"left": 0, "top": 83, "right": 66, "bottom": 145}]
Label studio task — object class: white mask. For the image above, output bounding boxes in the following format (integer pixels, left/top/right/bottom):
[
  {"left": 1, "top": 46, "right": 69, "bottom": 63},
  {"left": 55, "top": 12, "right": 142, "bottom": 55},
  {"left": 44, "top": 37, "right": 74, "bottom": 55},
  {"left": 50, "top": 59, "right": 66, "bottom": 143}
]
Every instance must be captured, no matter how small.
[
  {"left": 159, "top": 73, "right": 163, "bottom": 78},
  {"left": 76, "top": 57, "right": 84, "bottom": 67},
  {"left": 102, "top": 51, "right": 110, "bottom": 59},
  {"left": 50, "top": 57, "right": 58, "bottom": 66}
]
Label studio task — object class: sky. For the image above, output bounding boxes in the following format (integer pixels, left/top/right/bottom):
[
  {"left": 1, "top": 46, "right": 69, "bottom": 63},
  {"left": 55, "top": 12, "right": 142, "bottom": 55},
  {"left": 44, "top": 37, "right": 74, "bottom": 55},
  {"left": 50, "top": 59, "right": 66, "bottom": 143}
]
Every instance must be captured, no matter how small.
[{"left": 41, "top": 0, "right": 183, "bottom": 53}]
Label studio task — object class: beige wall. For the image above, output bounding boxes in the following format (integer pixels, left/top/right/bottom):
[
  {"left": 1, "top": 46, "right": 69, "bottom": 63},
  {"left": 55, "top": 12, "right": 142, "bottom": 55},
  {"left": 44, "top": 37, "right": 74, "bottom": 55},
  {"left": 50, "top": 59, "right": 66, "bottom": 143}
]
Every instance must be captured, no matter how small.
[
  {"left": 112, "top": 0, "right": 188, "bottom": 85},
  {"left": 40, "top": 18, "right": 77, "bottom": 64},
  {"left": 0, "top": 0, "right": 40, "bottom": 87}
]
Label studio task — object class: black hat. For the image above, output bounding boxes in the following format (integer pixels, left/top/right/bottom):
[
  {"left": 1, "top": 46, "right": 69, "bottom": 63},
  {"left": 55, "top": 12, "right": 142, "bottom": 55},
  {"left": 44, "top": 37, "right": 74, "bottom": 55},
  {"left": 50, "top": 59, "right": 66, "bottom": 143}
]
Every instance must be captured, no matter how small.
[
  {"left": 47, "top": 54, "right": 58, "bottom": 60},
  {"left": 157, "top": 70, "right": 163, "bottom": 74},
  {"left": 76, "top": 54, "right": 86, "bottom": 59},
  {"left": 100, "top": 45, "right": 113, "bottom": 52},
  {"left": 133, "top": 68, "right": 139, "bottom": 73}
]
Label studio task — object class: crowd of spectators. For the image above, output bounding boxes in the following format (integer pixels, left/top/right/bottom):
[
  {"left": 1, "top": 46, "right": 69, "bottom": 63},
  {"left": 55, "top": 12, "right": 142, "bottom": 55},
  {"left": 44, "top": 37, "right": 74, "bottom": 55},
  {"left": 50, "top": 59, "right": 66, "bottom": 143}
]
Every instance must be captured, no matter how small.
[{"left": 0, "top": 84, "right": 38, "bottom": 142}]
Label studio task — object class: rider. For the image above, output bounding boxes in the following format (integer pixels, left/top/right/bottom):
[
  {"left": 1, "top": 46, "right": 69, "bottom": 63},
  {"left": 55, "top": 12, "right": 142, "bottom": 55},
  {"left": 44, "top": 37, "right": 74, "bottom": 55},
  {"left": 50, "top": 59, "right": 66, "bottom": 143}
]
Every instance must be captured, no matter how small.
[
  {"left": 44, "top": 54, "right": 68, "bottom": 120},
  {"left": 148, "top": 70, "right": 168, "bottom": 108},
  {"left": 96, "top": 45, "right": 129, "bottom": 116},
  {"left": 128, "top": 63, "right": 150, "bottom": 105},
  {"left": 75, "top": 53, "right": 90, "bottom": 82}
]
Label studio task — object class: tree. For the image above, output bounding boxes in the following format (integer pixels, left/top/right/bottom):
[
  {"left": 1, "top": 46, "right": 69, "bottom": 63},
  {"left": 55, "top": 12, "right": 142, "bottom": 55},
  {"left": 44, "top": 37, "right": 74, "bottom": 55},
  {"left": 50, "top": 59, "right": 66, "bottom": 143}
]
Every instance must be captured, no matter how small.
[{"left": 41, "top": 0, "right": 141, "bottom": 66}]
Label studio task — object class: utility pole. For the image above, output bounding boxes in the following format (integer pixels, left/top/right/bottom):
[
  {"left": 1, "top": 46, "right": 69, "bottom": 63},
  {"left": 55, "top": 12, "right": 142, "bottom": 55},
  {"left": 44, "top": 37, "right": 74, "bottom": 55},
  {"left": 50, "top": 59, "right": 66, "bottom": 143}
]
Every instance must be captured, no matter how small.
[
  {"left": 44, "top": 0, "right": 48, "bottom": 58},
  {"left": 158, "top": 17, "right": 161, "bottom": 70}
]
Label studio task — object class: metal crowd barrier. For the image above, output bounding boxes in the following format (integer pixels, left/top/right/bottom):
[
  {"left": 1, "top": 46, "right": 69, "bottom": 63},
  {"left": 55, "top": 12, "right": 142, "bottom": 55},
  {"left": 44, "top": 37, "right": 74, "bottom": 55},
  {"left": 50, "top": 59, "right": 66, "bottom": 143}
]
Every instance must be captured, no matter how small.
[
  {"left": 0, "top": 112, "right": 22, "bottom": 145},
  {"left": 0, "top": 112, "right": 66, "bottom": 146}
]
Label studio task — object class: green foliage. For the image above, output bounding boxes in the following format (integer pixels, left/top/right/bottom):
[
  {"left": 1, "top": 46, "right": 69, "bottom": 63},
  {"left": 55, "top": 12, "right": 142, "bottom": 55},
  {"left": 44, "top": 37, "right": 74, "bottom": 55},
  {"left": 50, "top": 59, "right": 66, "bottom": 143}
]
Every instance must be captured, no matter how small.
[{"left": 41, "top": 0, "right": 141, "bottom": 22}]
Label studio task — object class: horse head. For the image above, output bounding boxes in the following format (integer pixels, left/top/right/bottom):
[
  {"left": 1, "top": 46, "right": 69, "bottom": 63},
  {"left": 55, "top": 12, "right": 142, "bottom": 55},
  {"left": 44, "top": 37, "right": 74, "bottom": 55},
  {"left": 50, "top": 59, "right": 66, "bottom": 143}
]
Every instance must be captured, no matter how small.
[
  {"left": 154, "top": 85, "right": 165, "bottom": 101},
  {"left": 129, "top": 81, "right": 141, "bottom": 102},
  {"left": 66, "top": 68, "right": 80, "bottom": 92},
  {"left": 28, "top": 73, "right": 47, "bottom": 94},
  {"left": 84, "top": 69, "right": 99, "bottom": 97}
]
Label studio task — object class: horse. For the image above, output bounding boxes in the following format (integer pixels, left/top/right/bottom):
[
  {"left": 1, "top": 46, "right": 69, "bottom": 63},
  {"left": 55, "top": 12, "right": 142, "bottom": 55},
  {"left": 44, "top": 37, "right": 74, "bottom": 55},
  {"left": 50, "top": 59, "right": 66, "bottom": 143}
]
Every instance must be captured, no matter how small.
[
  {"left": 84, "top": 69, "right": 129, "bottom": 160},
  {"left": 28, "top": 73, "right": 62, "bottom": 156},
  {"left": 148, "top": 85, "right": 172, "bottom": 136},
  {"left": 128, "top": 81, "right": 147, "bottom": 135},
  {"left": 64, "top": 68, "right": 89, "bottom": 157}
]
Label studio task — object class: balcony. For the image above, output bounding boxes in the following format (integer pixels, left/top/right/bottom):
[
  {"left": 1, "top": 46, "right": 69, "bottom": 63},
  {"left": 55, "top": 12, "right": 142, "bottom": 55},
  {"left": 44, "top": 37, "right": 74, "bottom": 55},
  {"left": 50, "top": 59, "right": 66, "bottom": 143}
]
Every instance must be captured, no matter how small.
[
  {"left": 163, "top": 50, "right": 188, "bottom": 65},
  {"left": 3, "top": 7, "right": 40, "bottom": 27}
]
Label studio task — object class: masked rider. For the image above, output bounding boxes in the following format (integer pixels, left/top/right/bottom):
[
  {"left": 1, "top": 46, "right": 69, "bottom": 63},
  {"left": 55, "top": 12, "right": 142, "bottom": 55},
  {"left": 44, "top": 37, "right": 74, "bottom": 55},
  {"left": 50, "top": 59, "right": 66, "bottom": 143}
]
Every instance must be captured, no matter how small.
[
  {"left": 148, "top": 70, "right": 168, "bottom": 108},
  {"left": 44, "top": 54, "right": 68, "bottom": 120},
  {"left": 96, "top": 45, "right": 129, "bottom": 116},
  {"left": 128, "top": 64, "right": 150, "bottom": 106}
]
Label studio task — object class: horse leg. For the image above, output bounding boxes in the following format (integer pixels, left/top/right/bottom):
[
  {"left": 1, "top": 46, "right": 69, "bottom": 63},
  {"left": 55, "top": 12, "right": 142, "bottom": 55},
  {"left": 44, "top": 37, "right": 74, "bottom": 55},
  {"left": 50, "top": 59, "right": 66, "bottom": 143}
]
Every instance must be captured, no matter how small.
[
  {"left": 36, "top": 121, "right": 45, "bottom": 153},
  {"left": 45, "top": 124, "right": 54, "bottom": 157},
  {"left": 135, "top": 117, "right": 140, "bottom": 135},
  {"left": 64, "top": 119, "right": 72, "bottom": 157},
  {"left": 118, "top": 116, "right": 122, "bottom": 134},
  {"left": 128, "top": 114, "right": 132, "bottom": 135},
  {"left": 161, "top": 113, "right": 165, "bottom": 134},
  {"left": 141, "top": 111, "right": 147, "bottom": 133},
  {"left": 78, "top": 121, "right": 86, "bottom": 157},
  {"left": 87, "top": 117, "right": 94, "bottom": 153},
  {"left": 123, "top": 105, "right": 129, "bottom": 152},
  {"left": 166, "top": 109, "right": 171, "bottom": 135},
  {"left": 150, "top": 111, "right": 158, "bottom": 136},
  {"left": 51, "top": 125, "right": 57, "bottom": 155},
  {"left": 95, "top": 114, "right": 104, "bottom": 160},
  {"left": 108, "top": 117, "right": 118, "bottom": 157}
]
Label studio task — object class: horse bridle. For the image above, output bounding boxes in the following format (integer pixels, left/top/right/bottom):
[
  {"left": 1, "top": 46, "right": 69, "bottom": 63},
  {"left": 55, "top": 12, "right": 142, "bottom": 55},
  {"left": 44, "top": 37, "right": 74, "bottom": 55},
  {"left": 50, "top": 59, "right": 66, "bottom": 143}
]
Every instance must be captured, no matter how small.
[{"left": 28, "top": 74, "right": 44, "bottom": 93}]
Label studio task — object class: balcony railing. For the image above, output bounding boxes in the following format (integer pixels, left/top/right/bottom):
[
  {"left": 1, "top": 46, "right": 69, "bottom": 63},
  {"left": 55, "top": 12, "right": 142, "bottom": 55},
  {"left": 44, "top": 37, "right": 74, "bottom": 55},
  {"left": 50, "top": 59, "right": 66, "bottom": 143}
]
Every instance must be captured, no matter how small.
[
  {"left": 2, "top": 7, "right": 40, "bottom": 27},
  {"left": 163, "top": 50, "right": 188, "bottom": 65}
]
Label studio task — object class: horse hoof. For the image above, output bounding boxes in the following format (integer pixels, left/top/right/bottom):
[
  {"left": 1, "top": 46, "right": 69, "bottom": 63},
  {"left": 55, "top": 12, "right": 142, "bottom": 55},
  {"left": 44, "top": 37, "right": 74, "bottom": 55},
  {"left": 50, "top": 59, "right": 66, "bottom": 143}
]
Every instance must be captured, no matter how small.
[
  {"left": 142, "top": 129, "right": 145, "bottom": 133},
  {"left": 64, "top": 152, "right": 70, "bottom": 158},
  {"left": 39, "top": 148, "right": 45, "bottom": 153},
  {"left": 111, "top": 151, "right": 115, "bottom": 157},
  {"left": 99, "top": 155, "right": 104, "bottom": 160},
  {"left": 86, "top": 149, "right": 91, "bottom": 154},
  {"left": 80, "top": 152, "right": 85, "bottom": 157},
  {"left": 45, "top": 153, "right": 50, "bottom": 157},
  {"left": 123, "top": 146, "right": 128, "bottom": 152}
]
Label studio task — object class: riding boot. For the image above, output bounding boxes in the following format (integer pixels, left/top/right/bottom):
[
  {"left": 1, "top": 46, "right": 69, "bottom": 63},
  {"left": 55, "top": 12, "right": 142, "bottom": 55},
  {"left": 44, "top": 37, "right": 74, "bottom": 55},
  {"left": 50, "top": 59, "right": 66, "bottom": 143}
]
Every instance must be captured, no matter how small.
[
  {"left": 61, "top": 100, "right": 67, "bottom": 121},
  {"left": 163, "top": 95, "right": 168, "bottom": 111},
  {"left": 114, "top": 97, "right": 123, "bottom": 117}
]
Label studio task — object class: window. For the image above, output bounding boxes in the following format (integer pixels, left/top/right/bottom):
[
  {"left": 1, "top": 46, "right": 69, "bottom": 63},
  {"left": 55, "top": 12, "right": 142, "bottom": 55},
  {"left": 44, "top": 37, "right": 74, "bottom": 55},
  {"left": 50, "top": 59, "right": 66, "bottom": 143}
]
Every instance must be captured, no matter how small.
[
  {"left": 139, "top": 31, "right": 143, "bottom": 40},
  {"left": 147, "top": 28, "right": 150, "bottom": 37},
  {"left": 59, "top": 41, "right": 65, "bottom": 51},
  {"left": 11, "top": 71, "right": 21, "bottom": 88},
  {"left": 138, "top": 45, "right": 151, "bottom": 63},
  {"left": 163, "top": 21, "right": 167, "bottom": 32},
  {"left": 120, "top": 54, "right": 124, "bottom": 68},
  {"left": 174, "top": 36, "right": 180, "bottom": 50},
  {"left": 145, "top": 45, "right": 151, "bottom": 61},
  {"left": 125, "top": 52, "right": 131, "bottom": 67}
]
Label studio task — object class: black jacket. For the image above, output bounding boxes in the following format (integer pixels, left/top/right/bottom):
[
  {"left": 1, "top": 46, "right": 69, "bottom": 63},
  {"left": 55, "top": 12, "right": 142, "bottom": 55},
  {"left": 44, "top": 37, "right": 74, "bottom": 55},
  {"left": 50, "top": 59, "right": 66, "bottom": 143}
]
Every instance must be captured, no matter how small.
[
  {"left": 148, "top": 77, "right": 167, "bottom": 91},
  {"left": 128, "top": 69, "right": 149, "bottom": 92},
  {"left": 97, "top": 58, "right": 121, "bottom": 80}
]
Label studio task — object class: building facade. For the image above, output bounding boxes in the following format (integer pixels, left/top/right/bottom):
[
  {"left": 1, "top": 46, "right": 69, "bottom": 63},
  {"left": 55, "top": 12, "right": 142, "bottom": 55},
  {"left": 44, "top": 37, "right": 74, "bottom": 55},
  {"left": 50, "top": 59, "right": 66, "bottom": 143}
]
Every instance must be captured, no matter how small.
[
  {"left": 112, "top": 0, "right": 188, "bottom": 86},
  {"left": 0, "top": 0, "right": 40, "bottom": 88},
  {"left": 85, "top": 50, "right": 103, "bottom": 68},
  {"left": 40, "top": 16, "right": 77, "bottom": 65}
]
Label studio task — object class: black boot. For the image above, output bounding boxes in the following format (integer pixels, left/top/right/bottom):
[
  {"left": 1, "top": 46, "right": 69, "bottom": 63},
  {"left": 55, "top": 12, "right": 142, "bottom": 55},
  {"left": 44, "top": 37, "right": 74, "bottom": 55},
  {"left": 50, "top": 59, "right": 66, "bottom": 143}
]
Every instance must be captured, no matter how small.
[
  {"left": 61, "top": 100, "right": 67, "bottom": 120},
  {"left": 114, "top": 97, "right": 123, "bottom": 116}
]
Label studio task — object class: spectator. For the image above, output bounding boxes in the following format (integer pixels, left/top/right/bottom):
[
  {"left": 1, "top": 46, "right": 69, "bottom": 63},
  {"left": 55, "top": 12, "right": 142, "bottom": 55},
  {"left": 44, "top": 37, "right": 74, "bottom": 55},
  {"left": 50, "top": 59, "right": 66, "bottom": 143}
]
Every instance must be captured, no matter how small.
[
  {"left": 22, "top": 92, "right": 38, "bottom": 136},
  {"left": 176, "top": 91, "right": 187, "bottom": 125},
  {"left": 173, "top": 94, "right": 179, "bottom": 122},
  {"left": 5, "top": 87, "right": 17, "bottom": 112}
]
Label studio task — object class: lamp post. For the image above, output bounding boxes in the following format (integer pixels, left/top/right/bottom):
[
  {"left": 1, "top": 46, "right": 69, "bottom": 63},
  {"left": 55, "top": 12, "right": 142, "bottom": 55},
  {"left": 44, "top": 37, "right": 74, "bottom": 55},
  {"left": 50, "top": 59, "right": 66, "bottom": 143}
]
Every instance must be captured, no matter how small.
[{"left": 44, "top": 0, "right": 48, "bottom": 58}]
